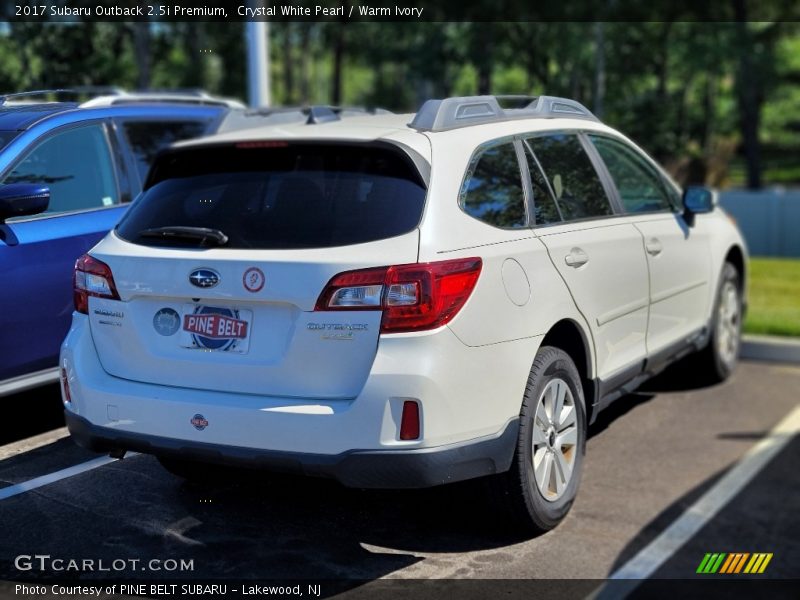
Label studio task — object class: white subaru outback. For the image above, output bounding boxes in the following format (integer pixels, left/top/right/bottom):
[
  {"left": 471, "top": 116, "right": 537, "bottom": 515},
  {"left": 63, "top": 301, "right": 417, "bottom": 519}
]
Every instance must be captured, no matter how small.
[{"left": 61, "top": 96, "right": 747, "bottom": 532}]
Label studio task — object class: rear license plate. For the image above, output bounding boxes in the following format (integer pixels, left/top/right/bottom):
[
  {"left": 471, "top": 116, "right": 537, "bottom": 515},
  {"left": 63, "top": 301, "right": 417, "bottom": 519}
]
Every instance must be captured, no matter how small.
[{"left": 179, "top": 304, "right": 253, "bottom": 354}]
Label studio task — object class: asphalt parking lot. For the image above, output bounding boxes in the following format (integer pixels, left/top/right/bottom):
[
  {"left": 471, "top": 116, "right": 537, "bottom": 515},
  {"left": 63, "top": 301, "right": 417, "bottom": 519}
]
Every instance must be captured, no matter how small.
[{"left": 0, "top": 360, "right": 797, "bottom": 598}]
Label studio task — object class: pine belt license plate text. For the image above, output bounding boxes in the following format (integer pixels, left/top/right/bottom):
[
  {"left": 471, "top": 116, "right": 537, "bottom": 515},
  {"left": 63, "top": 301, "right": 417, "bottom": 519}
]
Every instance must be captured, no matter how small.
[{"left": 179, "top": 304, "right": 253, "bottom": 354}]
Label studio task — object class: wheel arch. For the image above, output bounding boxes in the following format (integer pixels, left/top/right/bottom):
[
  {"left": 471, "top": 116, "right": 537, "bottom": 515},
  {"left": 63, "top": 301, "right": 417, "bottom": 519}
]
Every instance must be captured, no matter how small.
[
  {"left": 724, "top": 244, "right": 746, "bottom": 291},
  {"left": 540, "top": 319, "right": 596, "bottom": 424}
]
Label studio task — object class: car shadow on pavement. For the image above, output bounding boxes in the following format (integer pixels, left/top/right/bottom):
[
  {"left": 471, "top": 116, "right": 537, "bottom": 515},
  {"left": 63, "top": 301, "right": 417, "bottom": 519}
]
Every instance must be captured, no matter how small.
[
  {"left": 589, "top": 393, "right": 656, "bottom": 439},
  {"left": 0, "top": 451, "right": 531, "bottom": 585},
  {"left": 605, "top": 436, "right": 799, "bottom": 580},
  {"left": 638, "top": 356, "right": 725, "bottom": 394},
  {"left": 588, "top": 355, "right": 736, "bottom": 440},
  {"left": 170, "top": 468, "right": 532, "bottom": 560}
]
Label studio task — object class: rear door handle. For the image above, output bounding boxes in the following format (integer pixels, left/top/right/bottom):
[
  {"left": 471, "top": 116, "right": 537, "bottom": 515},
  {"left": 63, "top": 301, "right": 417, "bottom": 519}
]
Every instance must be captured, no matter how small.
[
  {"left": 564, "top": 247, "right": 589, "bottom": 268},
  {"left": 646, "top": 238, "right": 663, "bottom": 256}
]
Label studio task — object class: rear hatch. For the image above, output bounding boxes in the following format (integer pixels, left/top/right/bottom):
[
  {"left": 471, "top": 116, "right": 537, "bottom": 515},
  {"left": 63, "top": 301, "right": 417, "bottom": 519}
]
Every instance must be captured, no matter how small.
[{"left": 87, "top": 141, "right": 427, "bottom": 399}]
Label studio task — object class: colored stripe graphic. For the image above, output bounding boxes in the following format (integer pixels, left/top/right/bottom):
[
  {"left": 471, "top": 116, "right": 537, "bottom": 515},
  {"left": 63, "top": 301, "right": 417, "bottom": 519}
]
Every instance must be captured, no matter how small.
[
  {"left": 696, "top": 553, "right": 713, "bottom": 573},
  {"left": 744, "top": 553, "right": 773, "bottom": 574},
  {"left": 697, "top": 553, "right": 727, "bottom": 573},
  {"left": 733, "top": 553, "right": 750, "bottom": 573},
  {"left": 744, "top": 554, "right": 759, "bottom": 573},
  {"left": 719, "top": 553, "right": 750, "bottom": 574},
  {"left": 710, "top": 553, "right": 726, "bottom": 573},
  {"left": 719, "top": 554, "right": 736, "bottom": 574},
  {"left": 719, "top": 554, "right": 739, "bottom": 573},
  {"left": 758, "top": 554, "right": 773, "bottom": 573},
  {"left": 700, "top": 552, "right": 773, "bottom": 575}
]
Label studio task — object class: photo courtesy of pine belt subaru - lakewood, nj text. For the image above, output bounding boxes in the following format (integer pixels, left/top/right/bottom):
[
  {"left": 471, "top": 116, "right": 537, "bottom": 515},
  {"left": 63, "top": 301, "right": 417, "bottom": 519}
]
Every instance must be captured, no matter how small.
[{"left": 60, "top": 96, "right": 747, "bottom": 532}]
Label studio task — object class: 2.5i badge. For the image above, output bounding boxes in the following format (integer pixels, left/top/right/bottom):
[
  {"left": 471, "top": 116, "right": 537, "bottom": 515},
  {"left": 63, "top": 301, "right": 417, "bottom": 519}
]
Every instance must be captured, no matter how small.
[{"left": 179, "top": 305, "right": 253, "bottom": 354}]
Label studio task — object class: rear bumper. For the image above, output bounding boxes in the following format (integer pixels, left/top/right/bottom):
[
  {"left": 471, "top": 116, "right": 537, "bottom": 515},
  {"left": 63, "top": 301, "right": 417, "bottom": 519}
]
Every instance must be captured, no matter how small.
[{"left": 66, "top": 411, "right": 518, "bottom": 489}]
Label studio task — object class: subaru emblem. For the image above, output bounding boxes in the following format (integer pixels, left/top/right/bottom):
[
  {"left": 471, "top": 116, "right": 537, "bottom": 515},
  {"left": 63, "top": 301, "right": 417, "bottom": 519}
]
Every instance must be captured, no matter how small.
[{"left": 189, "top": 268, "right": 220, "bottom": 289}]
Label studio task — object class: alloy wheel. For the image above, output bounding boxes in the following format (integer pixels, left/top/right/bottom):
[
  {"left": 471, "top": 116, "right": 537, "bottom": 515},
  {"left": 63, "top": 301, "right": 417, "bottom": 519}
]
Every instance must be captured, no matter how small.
[
  {"left": 531, "top": 378, "right": 578, "bottom": 502},
  {"left": 716, "top": 281, "right": 740, "bottom": 368}
]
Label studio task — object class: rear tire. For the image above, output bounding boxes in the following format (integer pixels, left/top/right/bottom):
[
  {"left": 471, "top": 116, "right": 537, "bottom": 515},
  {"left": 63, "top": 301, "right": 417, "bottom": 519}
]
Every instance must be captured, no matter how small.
[
  {"left": 693, "top": 262, "right": 742, "bottom": 383},
  {"left": 489, "top": 346, "right": 587, "bottom": 534}
]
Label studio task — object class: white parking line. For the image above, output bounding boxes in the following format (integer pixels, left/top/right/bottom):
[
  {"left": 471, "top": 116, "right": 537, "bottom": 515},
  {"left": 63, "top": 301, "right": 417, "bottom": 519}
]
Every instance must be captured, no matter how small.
[
  {"left": 0, "top": 427, "right": 70, "bottom": 461},
  {"left": 590, "top": 403, "right": 800, "bottom": 598},
  {"left": 0, "top": 455, "right": 133, "bottom": 501}
]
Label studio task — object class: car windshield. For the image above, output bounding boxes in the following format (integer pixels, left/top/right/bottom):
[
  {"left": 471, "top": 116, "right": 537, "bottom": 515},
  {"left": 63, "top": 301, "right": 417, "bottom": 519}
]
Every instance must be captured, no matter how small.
[{"left": 116, "top": 142, "right": 427, "bottom": 249}]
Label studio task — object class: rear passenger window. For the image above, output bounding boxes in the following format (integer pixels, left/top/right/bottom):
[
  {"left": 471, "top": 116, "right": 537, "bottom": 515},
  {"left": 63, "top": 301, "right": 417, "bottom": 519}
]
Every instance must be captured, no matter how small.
[
  {"left": 589, "top": 135, "right": 676, "bottom": 213},
  {"left": 526, "top": 134, "right": 613, "bottom": 221},
  {"left": 459, "top": 142, "right": 527, "bottom": 229},
  {"left": 523, "top": 143, "right": 562, "bottom": 225}
]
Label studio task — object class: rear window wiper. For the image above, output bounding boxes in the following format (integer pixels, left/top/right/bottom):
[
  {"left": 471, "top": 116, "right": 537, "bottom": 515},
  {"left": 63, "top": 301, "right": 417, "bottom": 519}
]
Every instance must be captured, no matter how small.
[{"left": 138, "top": 226, "right": 229, "bottom": 247}]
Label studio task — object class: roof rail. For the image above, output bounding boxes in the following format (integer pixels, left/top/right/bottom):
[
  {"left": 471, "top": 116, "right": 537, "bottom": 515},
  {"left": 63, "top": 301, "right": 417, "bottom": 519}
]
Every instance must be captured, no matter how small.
[
  {"left": 217, "top": 105, "right": 393, "bottom": 133},
  {"left": 0, "top": 88, "right": 244, "bottom": 109},
  {"left": 0, "top": 88, "right": 125, "bottom": 106},
  {"left": 80, "top": 91, "right": 245, "bottom": 109},
  {"left": 408, "top": 95, "right": 598, "bottom": 132}
]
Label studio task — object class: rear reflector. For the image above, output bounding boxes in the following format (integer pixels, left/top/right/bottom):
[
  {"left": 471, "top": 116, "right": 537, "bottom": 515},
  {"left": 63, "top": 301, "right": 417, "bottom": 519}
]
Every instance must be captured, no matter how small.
[
  {"left": 400, "top": 401, "right": 420, "bottom": 440},
  {"left": 315, "top": 258, "right": 482, "bottom": 333},
  {"left": 73, "top": 254, "right": 121, "bottom": 314},
  {"left": 60, "top": 367, "right": 71, "bottom": 404}
]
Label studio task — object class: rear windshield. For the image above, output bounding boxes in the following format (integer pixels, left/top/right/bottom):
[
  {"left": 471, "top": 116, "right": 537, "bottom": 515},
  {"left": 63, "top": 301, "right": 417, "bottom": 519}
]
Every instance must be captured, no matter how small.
[{"left": 116, "top": 142, "right": 427, "bottom": 249}]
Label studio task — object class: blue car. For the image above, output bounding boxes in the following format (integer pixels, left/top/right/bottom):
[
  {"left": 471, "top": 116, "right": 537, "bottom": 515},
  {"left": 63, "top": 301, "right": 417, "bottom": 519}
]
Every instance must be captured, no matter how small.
[{"left": 0, "top": 90, "right": 243, "bottom": 396}]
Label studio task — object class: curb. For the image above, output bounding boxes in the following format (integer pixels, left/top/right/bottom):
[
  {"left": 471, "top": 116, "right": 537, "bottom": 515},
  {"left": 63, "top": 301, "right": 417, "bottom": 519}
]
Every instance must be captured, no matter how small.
[{"left": 741, "top": 334, "right": 800, "bottom": 364}]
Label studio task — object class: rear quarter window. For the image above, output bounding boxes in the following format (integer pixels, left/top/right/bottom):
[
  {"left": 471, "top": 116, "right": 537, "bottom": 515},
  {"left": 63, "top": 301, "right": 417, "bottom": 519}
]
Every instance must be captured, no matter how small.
[
  {"left": 117, "top": 142, "right": 427, "bottom": 249},
  {"left": 459, "top": 141, "right": 527, "bottom": 229}
]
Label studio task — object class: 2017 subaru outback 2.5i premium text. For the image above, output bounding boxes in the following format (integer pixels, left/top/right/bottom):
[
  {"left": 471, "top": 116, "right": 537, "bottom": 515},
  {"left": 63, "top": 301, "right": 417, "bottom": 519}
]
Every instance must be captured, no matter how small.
[{"left": 60, "top": 96, "right": 747, "bottom": 532}]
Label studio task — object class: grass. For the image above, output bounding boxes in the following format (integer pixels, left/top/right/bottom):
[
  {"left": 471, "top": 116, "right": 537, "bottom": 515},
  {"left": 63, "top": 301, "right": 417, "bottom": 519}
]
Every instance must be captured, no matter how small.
[{"left": 743, "top": 258, "right": 800, "bottom": 337}]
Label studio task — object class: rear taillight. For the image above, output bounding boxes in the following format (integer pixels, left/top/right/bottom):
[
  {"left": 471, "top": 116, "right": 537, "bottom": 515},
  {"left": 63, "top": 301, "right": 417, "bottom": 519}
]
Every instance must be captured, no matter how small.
[
  {"left": 73, "top": 254, "right": 120, "bottom": 314},
  {"left": 315, "top": 258, "right": 482, "bottom": 333}
]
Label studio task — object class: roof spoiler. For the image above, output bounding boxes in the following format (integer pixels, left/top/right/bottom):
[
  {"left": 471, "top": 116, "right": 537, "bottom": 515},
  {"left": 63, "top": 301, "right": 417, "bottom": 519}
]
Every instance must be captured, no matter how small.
[{"left": 217, "top": 105, "right": 393, "bottom": 133}]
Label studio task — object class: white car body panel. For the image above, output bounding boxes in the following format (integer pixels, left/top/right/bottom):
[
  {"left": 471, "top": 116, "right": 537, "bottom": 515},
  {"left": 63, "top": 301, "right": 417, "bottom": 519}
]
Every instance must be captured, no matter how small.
[
  {"left": 87, "top": 231, "right": 419, "bottom": 398},
  {"left": 535, "top": 220, "right": 650, "bottom": 380},
  {"left": 62, "top": 312, "right": 541, "bottom": 453},
  {"left": 631, "top": 213, "right": 712, "bottom": 354}
]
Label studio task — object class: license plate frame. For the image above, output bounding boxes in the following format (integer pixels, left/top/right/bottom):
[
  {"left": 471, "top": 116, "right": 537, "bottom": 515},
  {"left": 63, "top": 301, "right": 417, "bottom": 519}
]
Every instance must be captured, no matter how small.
[{"left": 179, "top": 304, "right": 253, "bottom": 354}]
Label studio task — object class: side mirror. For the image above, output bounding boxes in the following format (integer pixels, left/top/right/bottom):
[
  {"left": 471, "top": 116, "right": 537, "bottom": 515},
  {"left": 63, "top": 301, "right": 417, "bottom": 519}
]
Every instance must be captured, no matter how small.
[
  {"left": 682, "top": 186, "right": 715, "bottom": 227},
  {"left": 0, "top": 184, "right": 50, "bottom": 223}
]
